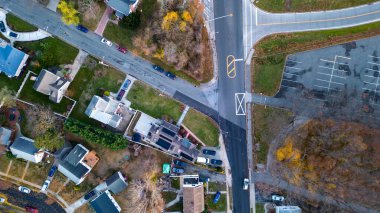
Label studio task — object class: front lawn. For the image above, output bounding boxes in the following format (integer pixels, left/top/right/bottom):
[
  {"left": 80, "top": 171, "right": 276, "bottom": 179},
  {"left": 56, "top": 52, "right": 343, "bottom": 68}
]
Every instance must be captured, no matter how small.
[
  {"left": 0, "top": 73, "right": 24, "bottom": 92},
  {"left": 254, "top": 0, "right": 378, "bottom": 13},
  {"left": 59, "top": 181, "right": 94, "bottom": 203},
  {"left": 162, "top": 191, "right": 177, "bottom": 204},
  {"left": 8, "top": 159, "right": 27, "bottom": 178},
  {"left": 67, "top": 59, "right": 126, "bottom": 125},
  {"left": 183, "top": 109, "right": 219, "bottom": 147},
  {"left": 0, "top": 156, "right": 11, "bottom": 173},
  {"left": 6, "top": 13, "right": 38, "bottom": 32},
  {"left": 15, "top": 37, "right": 78, "bottom": 68},
  {"left": 24, "top": 159, "right": 53, "bottom": 186},
  {"left": 103, "top": 22, "right": 135, "bottom": 49},
  {"left": 205, "top": 194, "right": 227, "bottom": 212},
  {"left": 208, "top": 182, "right": 226, "bottom": 192},
  {"left": 252, "top": 21, "right": 380, "bottom": 96},
  {"left": 127, "top": 81, "right": 182, "bottom": 120}
]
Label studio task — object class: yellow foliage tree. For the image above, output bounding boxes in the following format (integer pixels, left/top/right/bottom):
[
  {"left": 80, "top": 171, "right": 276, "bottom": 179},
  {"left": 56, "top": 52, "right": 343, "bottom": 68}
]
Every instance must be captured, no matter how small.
[
  {"left": 179, "top": 21, "right": 187, "bottom": 32},
  {"left": 276, "top": 139, "right": 301, "bottom": 164},
  {"left": 162, "top": 11, "right": 179, "bottom": 30},
  {"left": 58, "top": 0, "right": 80, "bottom": 25},
  {"left": 181, "top": 10, "right": 193, "bottom": 23},
  {"left": 153, "top": 48, "right": 164, "bottom": 60}
]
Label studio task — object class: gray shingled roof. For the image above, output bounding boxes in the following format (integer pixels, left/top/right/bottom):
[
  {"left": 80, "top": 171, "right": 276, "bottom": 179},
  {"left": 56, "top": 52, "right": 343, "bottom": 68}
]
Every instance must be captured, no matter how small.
[
  {"left": 60, "top": 160, "right": 90, "bottom": 179},
  {"left": 11, "top": 137, "right": 38, "bottom": 157},
  {"left": 0, "top": 127, "right": 12, "bottom": 146},
  {"left": 63, "top": 144, "right": 88, "bottom": 166},
  {"left": 106, "top": 171, "right": 128, "bottom": 194},
  {"left": 90, "top": 191, "right": 120, "bottom": 213}
]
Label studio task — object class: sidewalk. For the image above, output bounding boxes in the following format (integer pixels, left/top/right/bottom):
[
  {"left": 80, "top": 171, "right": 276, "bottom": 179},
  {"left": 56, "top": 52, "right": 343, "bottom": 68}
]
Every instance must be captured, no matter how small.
[
  {"left": 68, "top": 50, "right": 88, "bottom": 80},
  {"left": 94, "top": 7, "right": 113, "bottom": 36},
  {"left": 46, "top": 0, "right": 60, "bottom": 12},
  {"left": 218, "top": 134, "right": 232, "bottom": 213}
]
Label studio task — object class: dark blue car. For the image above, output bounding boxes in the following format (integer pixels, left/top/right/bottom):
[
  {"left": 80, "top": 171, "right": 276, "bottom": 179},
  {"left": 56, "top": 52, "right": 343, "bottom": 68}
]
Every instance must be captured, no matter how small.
[
  {"left": 76, "top": 24, "right": 88, "bottom": 33},
  {"left": 173, "top": 159, "right": 186, "bottom": 167},
  {"left": 211, "top": 159, "right": 223, "bottom": 165},
  {"left": 202, "top": 149, "right": 216, "bottom": 156},
  {"left": 48, "top": 165, "right": 57, "bottom": 177},
  {"left": 152, "top": 65, "right": 164, "bottom": 73},
  {"left": 213, "top": 191, "right": 221, "bottom": 204},
  {"left": 165, "top": 71, "right": 176, "bottom": 80},
  {"left": 0, "top": 21, "right": 5, "bottom": 33},
  {"left": 84, "top": 190, "right": 96, "bottom": 200}
]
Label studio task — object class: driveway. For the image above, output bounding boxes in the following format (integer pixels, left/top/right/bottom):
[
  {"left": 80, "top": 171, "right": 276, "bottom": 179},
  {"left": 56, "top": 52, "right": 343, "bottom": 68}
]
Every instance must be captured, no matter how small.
[
  {"left": 183, "top": 163, "right": 226, "bottom": 183},
  {"left": 0, "top": 8, "right": 50, "bottom": 42},
  {"left": 0, "top": 180, "right": 64, "bottom": 212}
]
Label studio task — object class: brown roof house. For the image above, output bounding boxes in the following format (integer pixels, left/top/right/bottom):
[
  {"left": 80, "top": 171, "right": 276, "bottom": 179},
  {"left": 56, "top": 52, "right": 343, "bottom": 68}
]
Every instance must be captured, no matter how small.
[
  {"left": 183, "top": 175, "right": 205, "bottom": 213},
  {"left": 33, "top": 69, "right": 70, "bottom": 103}
]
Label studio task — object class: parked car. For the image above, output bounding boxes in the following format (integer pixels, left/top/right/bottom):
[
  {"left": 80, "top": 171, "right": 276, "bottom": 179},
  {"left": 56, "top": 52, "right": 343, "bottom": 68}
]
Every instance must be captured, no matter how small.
[
  {"left": 172, "top": 167, "right": 184, "bottom": 174},
  {"left": 272, "top": 194, "right": 285, "bottom": 202},
  {"left": 202, "top": 149, "right": 216, "bottom": 156},
  {"left": 152, "top": 65, "right": 164, "bottom": 73},
  {"left": 84, "top": 190, "right": 96, "bottom": 200},
  {"left": 41, "top": 180, "right": 51, "bottom": 191},
  {"left": 196, "top": 157, "right": 210, "bottom": 164},
  {"left": 25, "top": 206, "right": 38, "bottom": 213},
  {"left": 243, "top": 178, "right": 249, "bottom": 190},
  {"left": 101, "top": 38, "right": 112, "bottom": 46},
  {"left": 165, "top": 71, "right": 176, "bottom": 80},
  {"left": 210, "top": 159, "right": 223, "bottom": 165},
  {"left": 18, "top": 186, "right": 31, "bottom": 194},
  {"left": 173, "top": 159, "right": 186, "bottom": 167},
  {"left": 213, "top": 191, "right": 221, "bottom": 204},
  {"left": 76, "top": 24, "right": 88, "bottom": 33},
  {"left": 116, "top": 89, "right": 126, "bottom": 101},
  {"left": 117, "top": 45, "right": 127, "bottom": 54},
  {"left": 0, "top": 21, "right": 5, "bottom": 33},
  {"left": 8, "top": 31, "right": 19, "bottom": 38},
  {"left": 199, "top": 175, "right": 210, "bottom": 183},
  {"left": 48, "top": 165, "right": 57, "bottom": 177},
  {"left": 0, "top": 197, "right": 5, "bottom": 203}
]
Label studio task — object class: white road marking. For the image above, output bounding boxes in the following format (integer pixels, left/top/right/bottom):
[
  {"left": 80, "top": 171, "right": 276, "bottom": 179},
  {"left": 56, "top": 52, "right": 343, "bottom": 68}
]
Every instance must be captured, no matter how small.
[
  {"left": 366, "top": 68, "right": 380, "bottom": 72},
  {"left": 287, "top": 59, "right": 302, "bottom": 63},
  {"left": 235, "top": 93, "right": 246, "bottom": 115},
  {"left": 317, "top": 72, "right": 346, "bottom": 79},
  {"left": 368, "top": 55, "right": 380, "bottom": 59},
  {"left": 282, "top": 79, "right": 300, "bottom": 83},
  {"left": 284, "top": 72, "right": 299, "bottom": 76},
  {"left": 285, "top": 66, "right": 301, "bottom": 70},
  {"left": 368, "top": 61, "right": 380, "bottom": 66},
  {"left": 316, "top": 78, "right": 344, "bottom": 85}
]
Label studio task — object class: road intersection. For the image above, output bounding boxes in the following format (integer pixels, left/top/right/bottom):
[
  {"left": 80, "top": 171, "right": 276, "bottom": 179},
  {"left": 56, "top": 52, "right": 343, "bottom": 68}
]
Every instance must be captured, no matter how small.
[{"left": 1, "top": 0, "right": 380, "bottom": 212}]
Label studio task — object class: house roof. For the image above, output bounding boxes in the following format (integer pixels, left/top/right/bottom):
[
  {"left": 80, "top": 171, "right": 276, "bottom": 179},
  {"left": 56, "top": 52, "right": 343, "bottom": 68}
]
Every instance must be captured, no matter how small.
[
  {"left": 183, "top": 185, "right": 204, "bottom": 213},
  {"left": 106, "top": 0, "right": 137, "bottom": 16},
  {"left": 106, "top": 171, "right": 128, "bottom": 194},
  {"left": 58, "top": 144, "right": 90, "bottom": 183},
  {"left": 275, "top": 206, "right": 302, "bottom": 213},
  {"left": 10, "top": 137, "right": 40, "bottom": 162},
  {"left": 33, "top": 69, "right": 70, "bottom": 102},
  {"left": 133, "top": 113, "right": 159, "bottom": 137},
  {"left": 63, "top": 144, "right": 88, "bottom": 166},
  {"left": 90, "top": 190, "right": 121, "bottom": 213},
  {"left": 85, "top": 96, "right": 123, "bottom": 128},
  {"left": 0, "top": 127, "right": 12, "bottom": 146},
  {"left": 60, "top": 160, "right": 90, "bottom": 179},
  {"left": 0, "top": 40, "right": 29, "bottom": 77}
]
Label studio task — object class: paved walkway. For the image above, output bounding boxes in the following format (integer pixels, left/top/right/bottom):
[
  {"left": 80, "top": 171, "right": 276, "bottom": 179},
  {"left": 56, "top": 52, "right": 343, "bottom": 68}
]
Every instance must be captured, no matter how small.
[
  {"left": 20, "top": 161, "right": 29, "bottom": 180},
  {"left": 68, "top": 49, "right": 88, "bottom": 80},
  {"left": 165, "top": 193, "right": 180, "bottom": 208},
  {"left": 94, "top": 7, "right": 113, "bottom": 35},
  {"left": 67, "top": 182, "right": 107, "bottom": 212},
  {"left": 0, "top": 8, "right": 50, "bottom": 42},
  {"left": 46, "top": 0, "right": 59, "bottom": 12},
  {"left": 177, "top": 105, "right": 190, "bottom": 126}
]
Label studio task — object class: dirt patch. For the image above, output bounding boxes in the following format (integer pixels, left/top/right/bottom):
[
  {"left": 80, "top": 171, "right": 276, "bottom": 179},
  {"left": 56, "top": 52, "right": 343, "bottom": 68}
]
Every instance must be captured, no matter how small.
[{"left": 270, "top": 119, "right": 380, "bottom": 209}]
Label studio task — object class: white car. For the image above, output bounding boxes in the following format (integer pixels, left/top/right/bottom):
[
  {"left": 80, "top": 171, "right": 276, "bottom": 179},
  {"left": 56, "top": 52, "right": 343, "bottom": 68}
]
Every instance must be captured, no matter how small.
[
  {"left": 41, "top": 180, "right": 51, "bottom": 191},
  {"left": 101, "top": 38, "right": 112, "bottom": 47},
  {"left": 272, "top": 194, "right": 285, "bottom": 201},
  {"left": 18, "top": 186, "right": 31, "bottom": 194},
  {"left": 243, "top": 178, "right": 249, "bottom": 190},
  {"left": 196, "top": 157, "right": 210, "bottom": 164},
  {"left": 0, "top": 197, "right": 5, "bottom": 203}
]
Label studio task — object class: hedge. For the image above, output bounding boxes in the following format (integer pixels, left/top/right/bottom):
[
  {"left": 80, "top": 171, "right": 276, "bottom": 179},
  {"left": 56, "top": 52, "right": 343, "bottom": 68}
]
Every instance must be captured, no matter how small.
[{"left": 64, "top": 118, "right": 128, "bottom": 150}]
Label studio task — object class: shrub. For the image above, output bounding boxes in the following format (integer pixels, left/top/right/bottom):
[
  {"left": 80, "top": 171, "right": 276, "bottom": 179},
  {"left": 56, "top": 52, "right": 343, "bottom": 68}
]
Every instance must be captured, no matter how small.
[
  {"left": 64, "top": 118, "right": 128, "bottom": 150},
  {"left": 6, "top": 151, "right": 16, "bottom": 160},
  {"left": 120, "top": 11, "right": 141, "bottom": 30}
]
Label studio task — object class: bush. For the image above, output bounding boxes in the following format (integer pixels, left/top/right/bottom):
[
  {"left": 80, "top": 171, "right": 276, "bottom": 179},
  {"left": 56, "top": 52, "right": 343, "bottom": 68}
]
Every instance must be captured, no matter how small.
[
  {"left": 64, "top": 118, "right": 128, "bottom": 150},
  {"left": 6, "top": 151, "right": 16, "bottom": 160},
  {"left": 120, "top": 11, "right": 141, "bottom": 30}
]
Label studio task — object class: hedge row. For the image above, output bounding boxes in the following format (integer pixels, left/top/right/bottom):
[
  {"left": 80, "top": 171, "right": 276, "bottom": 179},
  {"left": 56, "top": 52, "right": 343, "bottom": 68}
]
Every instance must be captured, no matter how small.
[{"left": 64, "top": 118, "right": 128, "bottom": 150}]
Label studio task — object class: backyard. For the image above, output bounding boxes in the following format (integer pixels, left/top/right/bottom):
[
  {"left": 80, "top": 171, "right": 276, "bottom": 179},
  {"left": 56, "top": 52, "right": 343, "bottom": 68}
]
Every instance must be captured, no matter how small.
[
  {"left": 254, "top": 0, "right": 378, "bottom": 13},
  {"left": 252, "top": 21, "right": 380, "bottom": 96},
  {"left": 6, "top": 13, "right": 38, "bottom": 32},
  {"left": 205, "top": 194, "right": 227, "bottom": 212}
]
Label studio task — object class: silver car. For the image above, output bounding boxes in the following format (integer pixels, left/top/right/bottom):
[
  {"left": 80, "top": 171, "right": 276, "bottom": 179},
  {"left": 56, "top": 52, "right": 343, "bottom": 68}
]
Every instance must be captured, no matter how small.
[{"left": 18, "top": 186, "right": 31, "bottom": 194}]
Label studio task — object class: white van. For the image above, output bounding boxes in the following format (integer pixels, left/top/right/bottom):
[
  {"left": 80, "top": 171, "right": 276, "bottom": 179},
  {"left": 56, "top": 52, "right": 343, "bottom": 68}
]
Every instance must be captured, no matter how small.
[{"left": 196, "top": 157, "right": 210, "bottom": 164}]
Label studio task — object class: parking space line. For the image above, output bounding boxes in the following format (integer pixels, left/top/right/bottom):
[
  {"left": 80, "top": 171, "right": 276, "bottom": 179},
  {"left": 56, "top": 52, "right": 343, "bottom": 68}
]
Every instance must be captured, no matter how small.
[
  {"left": 317, "top": 72, "right": 346, "bottom": 79},
  {"left": 368, "top": 61, "right": 380, "bottom": 66},
  {"left": 316, "top": 78, "right": 344, "bottom": 85},
  {"left": 319, "top": 65, "right": 335, "bottom": 70},
  {"left": 282, "top": 78, "right": 301, "bottom": 83},
  {"left": 366, "top": 68, "right": 380, "bottom": 72},
  {"left": 314, "top": 84, "right": 330, "bottom": 89},
  {"left": 364, "top": 74, "right": 377, "bottom": 78},
  {"left": 363, "top": 81, "right": 380, "bottom": 86},
  {"left": 287, "top": 59, "right": 302, "bottom": 63},
  {"left": 337, "top": 55, "right": 351, "bottom": 60},
  {"left": 280, "top": 84, "right": 299, "bottom": 90},
  {"left": 284, "top": 72, "right": 299, "bottom": 76},
  {"left": 368, "top": 55, "right": 380, "bottom": 59},
  {"left": 285, "top": 66, "right": 301, "bottom": 70}
]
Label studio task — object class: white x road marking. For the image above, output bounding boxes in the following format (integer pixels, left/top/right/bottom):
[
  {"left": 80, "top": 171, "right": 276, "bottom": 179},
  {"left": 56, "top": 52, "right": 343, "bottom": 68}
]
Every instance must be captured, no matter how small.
[{"left": 235, "top": 93, "right": 246, "bottom": 115}]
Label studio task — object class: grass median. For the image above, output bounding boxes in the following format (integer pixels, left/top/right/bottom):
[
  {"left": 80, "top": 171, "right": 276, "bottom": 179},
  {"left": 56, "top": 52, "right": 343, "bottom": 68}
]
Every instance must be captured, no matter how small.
[
  {"left": 252, "top": 21, "right": 380, "bottom": 96},
  {"left": 6, "top": 13, "right": 38, "bottom": 32},
  {"left": 254, "top": 0, "right": 378, "bottom": 13}
]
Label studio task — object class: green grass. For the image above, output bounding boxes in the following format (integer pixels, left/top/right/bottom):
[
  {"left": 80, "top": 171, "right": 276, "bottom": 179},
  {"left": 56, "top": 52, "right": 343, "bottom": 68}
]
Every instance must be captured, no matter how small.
[
  {"left": 6, "top": 13, "right": 38, "bottom": 32},
  {"left": 0, "top": 73, "right": 24, "bottom": 92},
  {"left": 183, "top": 109, "right": 219, "bottom": 147},
  {"left": 15, "top": 37, "right": 78, "bottom": 68},
  {"left": 208, "top": 182, "right": 226, "bottom": 192},
  {"left": 162, "top": 191, "right": 177, "bottom": 204},
  {"left": 0, "top": 156, "right": 11, "bottom": 172},
  {"left": 24, "top": 160, "right": 53, "bottom": 185},
  {"left": 127, "top": 81, "right": 182, "bottom": 120},
  {"left": 253, "top": 21, "right": 380, "bottom": 96},
  {"left": 256, "top": 203, "right": 265, "bottom": 213},
  {"left": 254, "top": 0, "right": 378, "bottom": 13},
  {"left": 103, "top": 22, "right": 135, "bottom": 49},
  {"left": 171, "top": 178, "right": 180, "bottom": 189},
  {"left": 165, "top": 201, "right": 183, "bottom": 212},
  {"left": 205, "top": 194, "right": 227, "bottom": 212},
  {"left": 8, "top": 159, "right": 27, "bottom": 178},
  {"left": 18, "top": 74, "right": 74, "bottom": 114},
  {"left": 253, "top": 105, "right": 294, "bottom": 164},
  {"left": 68, "top": 62, "right": 125, "bottom": 125}
]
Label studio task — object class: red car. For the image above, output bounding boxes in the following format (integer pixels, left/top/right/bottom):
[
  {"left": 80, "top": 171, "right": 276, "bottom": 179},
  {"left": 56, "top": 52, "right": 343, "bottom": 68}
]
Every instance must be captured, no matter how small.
[
  {"left": 25, "top": 206, "right": 38, "bottom": 213},
  {"left": 117, "top": 45, "right": 127, "bottom": 54}
]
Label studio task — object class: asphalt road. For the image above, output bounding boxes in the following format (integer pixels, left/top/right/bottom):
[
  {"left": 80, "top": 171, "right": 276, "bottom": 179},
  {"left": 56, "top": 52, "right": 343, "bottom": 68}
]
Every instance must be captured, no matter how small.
[{"left": 0, "top": 180, "right": 64, "bottom": 213}]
